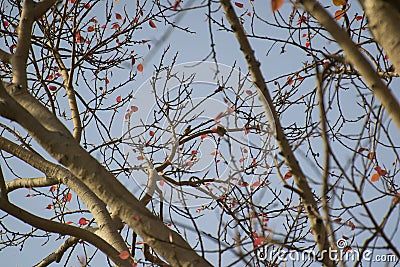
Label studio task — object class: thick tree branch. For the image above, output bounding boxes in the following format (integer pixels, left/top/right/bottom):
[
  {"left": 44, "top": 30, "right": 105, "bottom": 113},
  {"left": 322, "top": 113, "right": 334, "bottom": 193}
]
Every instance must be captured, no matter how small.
[
  {"left": 360, "top": 0, "right": 400, "bottom": 74},
  {"left": 300, "top": 0, "right": 400, "bottom": 130},
  {"left": 6, "top": 176, "right": 57, "bottom": 192},
  {"left": 0, "top": 73, "right": 211, "bottom": 267},
  {"left": 0, "top": 200, "right": 131, "bottom": 267},
  {"left": 219, "top": 1, "right": 334, "bottom": 266},
  {"left": 0, "top": 136, "right": 129, "bottom": 254}
]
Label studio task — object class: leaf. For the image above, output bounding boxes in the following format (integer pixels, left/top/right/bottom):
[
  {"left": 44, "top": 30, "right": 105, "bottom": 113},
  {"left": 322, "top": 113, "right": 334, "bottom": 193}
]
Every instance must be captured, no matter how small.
[
  {"left": 149, "top": 20, "right": 157, "bottom": 28},
  {"left": 63, "top": 192, "right": 72, "bottom": 203},
  {"left": 284, "top": 172, "right": 292, "bottom": 180},
  {"left": 115, "top": 13, "right": 122, "bottom": 20},
  {"left": 49, "top": 185, "right": 57, "bottom": 192},
  {"left": 119, "top": 250, "right": 130, "bottom": 260},
  {"left": 370, "top": 173, "right": 380, "bottom": 182},
  {"left": 159, "top": 180, "right": 165, "bottom": 186},
  {"left": 343, "top": 246, "right": 352, "bottom": 253},
  {"left": 334, "top": 10, "right": 345, "bottom": 21},
  {"left": 87, "top": 25, "right": 95, "bottom": 32},
  {"left": 116, "top": 96, "right": 122, "bottom": 103},
  {"left": 172, "top": 0, "right": 181, "bottom": 10},
  {"left": 374, "top": 166, "right": 387, "bottom": 176},
  {"left": 149, "top": 130, "right": 155, "bottom": 136},
  {"left": 48, "top": 85, "right": 57, "bottom": 91},
  {"left": 78, "top": 218, "right": 87, "bottom": 225},
  {"left": 253, "top": 236, "right": 264, "bottom": 246},
  {"left": 131, "top": 106, "right": 139, "bottom": 112},
  {"left": 200, "top": 134, "right": 208, "bottom": 139},
  {"left": 355, "top": 15, "right": 363, "bottom": 21},
  {"left": 271, "top": 0, "right": 283, "bottom": 12},
  {"left": 133, "top": 215, "right": 140, "bottom": 221},
  {"left": 137, "top": 63, "right": 144, "bottom": 72},
  {"left": 333, "top": 0, "right": 346, "bottom": 6},
  {"left": 367, "top": 151, "right": 375, "bottom": 160},
  {"left": 245, "top": 90, "right": 253, "bottom": 95},
  {"left": 234, "top": 2, "right": 244, "bottom": 8}
]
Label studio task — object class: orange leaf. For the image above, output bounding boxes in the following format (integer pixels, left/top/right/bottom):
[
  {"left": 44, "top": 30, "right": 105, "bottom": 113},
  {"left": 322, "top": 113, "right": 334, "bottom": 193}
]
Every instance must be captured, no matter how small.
[
  {"left": 271, "top": 0, "right": 283, "bottom": 12},
  {"left": 370, "top": 173, "right": 380, "bottom": 182},
  {"left": 333, "top": 0, "right": 346, "bottom": 6},
  {"left": 119, "top": 250, "right": 130, "bottom": 260},
  {"left": 334, "top": 10, "right": 345, "bottom": 21},
  {"left": 87, "top": 25, "right": 95, "bottom": 32},
  {"left": 137, "top": 63, "right": 144, "bottom": 72}
]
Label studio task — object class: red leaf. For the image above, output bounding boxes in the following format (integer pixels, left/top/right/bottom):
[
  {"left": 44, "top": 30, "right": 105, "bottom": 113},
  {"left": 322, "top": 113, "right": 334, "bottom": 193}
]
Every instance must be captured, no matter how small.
[
  {"left": 65, "top": 221, "right": 73, "bottom": 225},
  {"left": 45, "top": 204, "right": 53, "bottom": 209},
  {"left": 116, "top": 13, "right": 122, "bottom": 20},
  {"left": 159, "top": 180, "right": 165, "bottom": 186},
  {"left": 63, "top": 192, "right": 72, "bottom": 203},
  {"left": 49, "top": 185, "right": 57, "bottom": 192},
  {"left": 234, "top": 2, "right": 244, "bottom": 8},
  {"left": 119, "top": 250, "right": 130, "bottom": 260},
  {"left": 137, "top": 63, "right": 144, "bottom": 72},
  {"left": 172, "top": 0, "right": 181, "bottom": 10},
  {"left": 3, "top": 21, "right": 9, "bottom": 27},
  {"left": 111, "top": 23, "right": 120, "bottom": 29},
  {"left": 149, "top": 130, "right": 155, "bottom": 136},
  {"left": 347, "top": 221, "right": 355, "bottom": 231},
  {"left": 84, "top": 3, "right": 90, "bottom": 9},
  {"left": 48, "top": 85, "right": 57, "bottom": 91},
  {"left": 271, "top": 0, "right": 283, "bottom": 12},
  {"left": 355, "top": 15, "right": 363, "bottom": 21},
  {"left": 343, "top": 246, "right": 352, "bottom": 253},
  {"left": 137, "top": 155, "right": 144, "bottom": 160},
  {"left": 78, "top": 218, "right": 87, "bottom": 225},
  {"left": 131, "top": 106, "right": 139, "bottom": 112},
  {"left": 245, "top": 90, "right": 253, "bottom": 95},
  {"left": 374, "top": 166, "right": 387, "bottom": 176},
  {"left": 239, "top": 181, "right": 249, "bottom": 187},
  {"left": 253, "top": 236, "right": 264, "bottom": 246},
  {"left": 200, "top": 134, "right": 208, "bottom": 139},
  {"left": 75, "top": 31, "right": 85, "bottom": 43},
  {"left": 116, "top": 95, "right": 122, "bottom": 103},
  {"left": 149, "top": 20, "right": 157, "bottom": 28},
  {"left": 333, "top": 218, "right": 342, "bottom": 223},
  {"left": 284, "top": 172, "right": 292, "bottom": 180}
]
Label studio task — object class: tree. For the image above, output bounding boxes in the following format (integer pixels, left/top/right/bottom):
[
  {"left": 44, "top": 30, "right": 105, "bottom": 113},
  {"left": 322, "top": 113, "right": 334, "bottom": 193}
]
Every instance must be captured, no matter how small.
[{"left": 0, "top": 0, "right": 399, "bottom": 266}]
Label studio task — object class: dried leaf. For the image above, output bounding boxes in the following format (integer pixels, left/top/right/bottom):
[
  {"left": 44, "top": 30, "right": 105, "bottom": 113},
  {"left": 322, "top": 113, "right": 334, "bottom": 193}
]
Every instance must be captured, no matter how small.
[{"left": 271, "top": 0, "right": 284, "bottom": 12}]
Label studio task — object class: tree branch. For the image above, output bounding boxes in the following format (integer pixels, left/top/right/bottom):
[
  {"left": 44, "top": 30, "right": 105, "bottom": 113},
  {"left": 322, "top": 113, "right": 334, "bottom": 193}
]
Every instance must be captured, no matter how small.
[
  {"left": 219, "top": 1, "right": 334, "bottom": 265},
  {"left": 300, "top": 0, "right": 400, "bottom": 130}
]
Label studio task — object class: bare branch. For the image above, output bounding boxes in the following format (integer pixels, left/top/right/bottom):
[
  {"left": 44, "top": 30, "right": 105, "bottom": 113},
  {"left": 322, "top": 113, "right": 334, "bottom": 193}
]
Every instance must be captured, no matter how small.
[
  {"left": 219, "top": 1, "right": 333, "bottom": 265},
  {"left": 300, "top": 0, "right": 400, "bottom": 130}
]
